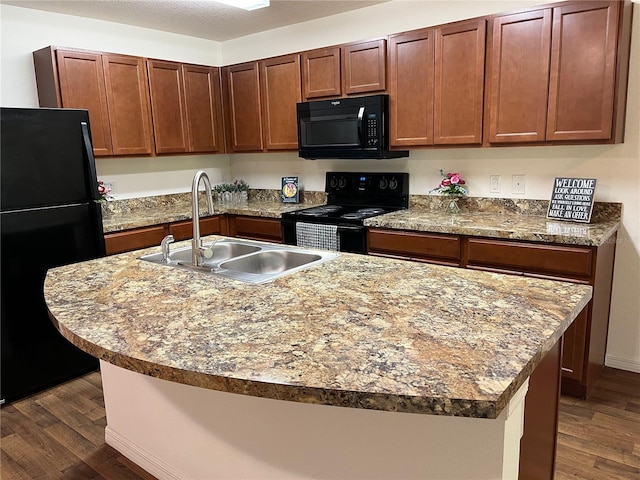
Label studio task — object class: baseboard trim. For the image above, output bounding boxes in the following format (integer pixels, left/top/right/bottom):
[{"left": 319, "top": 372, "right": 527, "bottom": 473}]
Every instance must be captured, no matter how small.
[
  {"left": 605, "top": 355, "right": 640, "bottom": 373},
  {"left": 105, "top": 426, "right": 187, "bottom": 480}
]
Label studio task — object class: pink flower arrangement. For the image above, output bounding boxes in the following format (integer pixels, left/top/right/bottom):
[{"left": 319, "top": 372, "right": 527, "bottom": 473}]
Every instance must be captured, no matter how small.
[
  {"left": 97, "top": 180, "right": 113, "bottom": 202},
  {"left": 432, "top": 170, "right": 468, "bottom": 196}
]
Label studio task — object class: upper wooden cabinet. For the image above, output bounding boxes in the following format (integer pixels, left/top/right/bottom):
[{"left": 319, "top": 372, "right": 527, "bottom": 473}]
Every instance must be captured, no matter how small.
[
  {"left": 434, "top": 19, "right": 486, "bottom": 145},
  {"left": 546, "top": 1, "right": 621, "bottom": 141},
  {"left": 301, "top": 39, "right": 386, "bottom": 100},
  {"left": 182, "top": 64, "right": 225, "bottom": 153},
  {"left": 343, "top": 39, "right": 386, "bottom": 95},
  {"left": 301, "top": 47, "right": 341, "bottom": 100},
  {"left": 487, "top": 9, "right": 552, "bottom": 144},
  {"left": 147, "top": 60, "right": 189, "bottom": 154},
  {"left": 223, "top": 55, "right": 301, "bottom": 152},
  {"left": 487, "top": 0, "right": 631, "bottom": 145},
  {"left": 34, "top": 47, "right": 154, "bottom": 156},
  {"left": 222, "top": 62, "right": 264, "bottom": 152},
  {"left": 52, "top": 50, "right": 113, "bottom": 156},
  {"left": 388, "top": 19, "right": 485, "bottom": 147},
  {"left": 147, "top": 60, "right": 224, "bottom": 154},
  {"left": 259, "top": 54, "right": 302, "bottom": 150},
  {"left": 388, "top": 28, "right": 435, "bottom": 146},
  {"left": 102, "top": 54, "right": 154, "bottom": 156}
]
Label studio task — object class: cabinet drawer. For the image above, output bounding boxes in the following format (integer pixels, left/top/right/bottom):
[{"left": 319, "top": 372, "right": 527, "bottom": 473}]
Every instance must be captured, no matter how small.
[
  {"left": 105, "top": 225, "right": 168, "bottom": 255},
  {"left": 231, "top": 216, "right": 282, "bottom": 242},
  {"left": 466, "top": 238, "right": 593, "bottom": 280},
  {"left": 368, "top": 229, "right": 461, "bottom": 264},
  {"left": 169, "top": 216, "right": 221, "bottom": 241}
]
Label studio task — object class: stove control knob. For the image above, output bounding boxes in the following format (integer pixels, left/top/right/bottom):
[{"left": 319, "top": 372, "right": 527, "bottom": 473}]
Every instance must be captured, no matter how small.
[
  {"left": 389, "top": 177, "right": 399, "bottom": 190},
  {"left": 338, "top": 176, "right": 347, "bottom": 188},
  {"left": 329, "top": 176, "right": 338, "bottom": 188},
  {"left": 379, "top": 177, "right": 388, "bottom": 189}
]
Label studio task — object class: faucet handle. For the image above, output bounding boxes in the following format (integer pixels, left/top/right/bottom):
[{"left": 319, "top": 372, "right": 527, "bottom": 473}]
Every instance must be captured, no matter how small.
[
  {"left": 202, "top": 244, "right": 214, "bottom": 259},
  {"left": 161, "top": 234, "right": 175, "bottom": 263}
]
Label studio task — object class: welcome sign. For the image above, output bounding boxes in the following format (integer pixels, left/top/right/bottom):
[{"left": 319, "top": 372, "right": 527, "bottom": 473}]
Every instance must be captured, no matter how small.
[{"left": 547, "top": 177, "right": 597, "bottom": 223}]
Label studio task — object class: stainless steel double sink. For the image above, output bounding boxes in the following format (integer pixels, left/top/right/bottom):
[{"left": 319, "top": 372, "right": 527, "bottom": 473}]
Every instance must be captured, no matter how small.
[{"left": 138, "top": 239, "right": 339, "bottom": 284}]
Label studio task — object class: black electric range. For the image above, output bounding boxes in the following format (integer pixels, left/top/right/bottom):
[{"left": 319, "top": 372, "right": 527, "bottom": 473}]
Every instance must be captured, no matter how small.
[{"left": 282, "top": 172, "right": 409, "bottom": 253}]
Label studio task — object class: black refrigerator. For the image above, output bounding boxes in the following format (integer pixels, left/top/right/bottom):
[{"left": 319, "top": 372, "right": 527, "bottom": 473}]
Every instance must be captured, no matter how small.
[{"left": 1, "top": 107, "right": 106, "bottom": 405}]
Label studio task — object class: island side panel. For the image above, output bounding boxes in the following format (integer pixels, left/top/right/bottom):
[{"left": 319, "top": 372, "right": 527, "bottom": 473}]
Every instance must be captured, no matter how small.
[{"left": 100, "top": 361, "right": 529, "bottom": 480}]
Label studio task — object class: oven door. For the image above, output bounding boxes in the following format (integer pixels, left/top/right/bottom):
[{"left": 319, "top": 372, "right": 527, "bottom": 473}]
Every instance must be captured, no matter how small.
[{"left": 282, "top": 220, "right": 366, "bottom": 254}]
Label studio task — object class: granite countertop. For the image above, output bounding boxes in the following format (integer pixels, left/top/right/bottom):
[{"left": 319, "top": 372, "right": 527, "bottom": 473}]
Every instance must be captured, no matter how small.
[
  {"left": 102, "top": 197, "right": 320, "bottom": 233},
  {"left": 365, "top": 197, "right": 621, "bottom": 247},
  {"left": 45, "top": 236, "right": 592, "bottom": 419},
  {"left": 101, "top": 192, "right": 621, "bottom": 247}
]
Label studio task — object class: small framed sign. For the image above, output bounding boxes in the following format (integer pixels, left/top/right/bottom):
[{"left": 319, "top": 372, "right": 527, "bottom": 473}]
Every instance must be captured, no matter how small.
[
  {"left": 547, "top": 177, "right": 597, "bottom": 223},
  {"left": 281, "top": 176, "right": 299, "bottom": 203}
]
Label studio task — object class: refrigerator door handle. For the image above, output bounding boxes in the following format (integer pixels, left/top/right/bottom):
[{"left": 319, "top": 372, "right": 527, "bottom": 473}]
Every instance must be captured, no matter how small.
[{"left": 81, "top": 122, "right": 100, "bottom": 201}]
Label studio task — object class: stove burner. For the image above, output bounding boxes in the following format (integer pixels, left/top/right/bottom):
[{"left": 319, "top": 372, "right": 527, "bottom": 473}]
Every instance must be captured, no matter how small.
[
  {"left": 340, "top": 208, "right": 387, "bottom": 220},
  {"left": 298, "top": 205, "right": 343, "bottom": 216},
  {"left": 356, "top": 208, "right": 386, "bottom": 215}
]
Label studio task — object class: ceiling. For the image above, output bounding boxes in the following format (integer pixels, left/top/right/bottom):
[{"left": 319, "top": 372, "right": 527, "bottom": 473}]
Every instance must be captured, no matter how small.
[{"left": 2, "top": 0, "right": 387, "bottom": 42}]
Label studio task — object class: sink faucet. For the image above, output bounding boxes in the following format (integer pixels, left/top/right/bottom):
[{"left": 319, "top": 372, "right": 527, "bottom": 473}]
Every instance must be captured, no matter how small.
[{"left": 191, "top": 170, "right": 215, "bottom": 267}]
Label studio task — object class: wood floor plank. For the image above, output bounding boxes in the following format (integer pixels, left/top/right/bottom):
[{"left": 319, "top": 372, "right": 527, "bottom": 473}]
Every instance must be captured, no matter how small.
[
  {"left": 35, "top": 392, "right": 106, "bottom": 446},
  {"left": 1, "top": 403, "right": 81, "bottom": 471},
  {"left": 1, "top": 448, "right": 34, "bottom": 480},
  {"left": 12, "top": 396, "right": 60, "bottom": 429},
  {"left": 45, "top": 420, "right": 106, "bottom": 459},
  {"left": 1, "top": 433, "right": 65, "bottom": 479},
  {"left": 60, "top": 459, "right": 108, "bottom": 479},
  {"left": 83, "top": 445, "right": 157, "bottom": 480},
  {"left": 593, "top": 456, "right": 640, "bottom": 479}
]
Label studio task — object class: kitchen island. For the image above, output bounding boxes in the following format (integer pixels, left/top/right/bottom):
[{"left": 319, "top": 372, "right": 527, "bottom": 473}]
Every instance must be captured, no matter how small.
[{"left": 45, "top": 236, "right": 592, "bottom": 479}]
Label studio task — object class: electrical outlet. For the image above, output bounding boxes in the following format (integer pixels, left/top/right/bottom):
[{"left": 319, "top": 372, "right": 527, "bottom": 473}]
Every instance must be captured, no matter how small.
[
  {"left": 490, "top": 175, "right": 501, "bottom": 193},
  {"left": 512, "top": 175, "right": 526, "bottom": 194}
]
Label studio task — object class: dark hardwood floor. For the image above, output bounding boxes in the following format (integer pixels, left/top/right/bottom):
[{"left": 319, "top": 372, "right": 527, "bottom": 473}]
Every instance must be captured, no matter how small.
[{"left": 1, "top": 367, "right": 639, "bottom": 479}]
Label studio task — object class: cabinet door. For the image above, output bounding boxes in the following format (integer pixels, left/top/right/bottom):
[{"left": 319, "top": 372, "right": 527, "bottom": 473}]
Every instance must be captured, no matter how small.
[
  {"left": 228, "top": 216, "right": 282, "bottom": 242},
  {"left": 104, "top": 225, "right": 168, "bottom": 255},
  {"left": 434, "top": 19, "right": 486, "bottom": 145},
  {"left": 546, "top": 1, "right": 619, "bottom": 141},
  {"left": 343, "top": 39, "right": 386, "bottom": 95},
  {"left": 223, "top": 63, "right": 264, "bottom": 152},
  {"left": 183, "top": 65, "right": 225, "bottom": 153},
  {"left": 169, "top": 216, "right": 222, "bottom": 241},
  {"left": 147, "top": 60, "right": 189, "bottom": 154},
  {"left": 561, "top": 306, "right": 589, "bottom": 381},
  {"left": 102, "top": 54, "right": 154, "bottom": 155},
  {"left": 301, "top": 47, "right": 341, "bottom": 100},
  {"left": 368, "top": 229, "right": 461, "bottom": 266},
  {"left": 388, "top": 29, "right": 434, "bottom": 146},
  {"left": 55, "top": 50, "right": 113, "bottom": 156},
  {"left": 260, "top": 54, "right": 302, "bottom": 151},
  {"left": 488, "top": 9, "right": 552, "bottom": 143}
]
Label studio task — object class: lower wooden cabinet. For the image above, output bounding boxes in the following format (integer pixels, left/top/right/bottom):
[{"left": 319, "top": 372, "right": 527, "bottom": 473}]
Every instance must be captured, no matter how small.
[
  {"left": 169, "top": 216, "right": 222, "bottom": 241},
  {"left": 227, "top": 215, "right": 282, "bottom": 243},
  {"left": 368, "top": 229, "right": 460, "bottom": 265},
  {"left": 367, "top": 227, "right": 616, "bottom": 399},
  {"left": 104, "top": 216, "right": 222, "bottom": 255},
  {"left": 104, "top": 225, "right": 169, "bottom": 255}
]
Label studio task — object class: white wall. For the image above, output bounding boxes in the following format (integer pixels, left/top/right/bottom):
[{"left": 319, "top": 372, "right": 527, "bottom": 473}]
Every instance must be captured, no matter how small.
[
  {"left": 1, "top": 1, "right": 638, "bottom": 371},
  {"left": 0, "top": 4, "right": 232, "bottom": 197}
]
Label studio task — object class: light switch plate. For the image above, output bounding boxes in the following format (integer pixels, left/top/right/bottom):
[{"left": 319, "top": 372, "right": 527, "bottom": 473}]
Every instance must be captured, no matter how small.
[
  {"left": 512, "top": 175, "right": 526, "bottom": 194},
  {"left": 490, "top": 175, "right": 501, "bottom": 193}
]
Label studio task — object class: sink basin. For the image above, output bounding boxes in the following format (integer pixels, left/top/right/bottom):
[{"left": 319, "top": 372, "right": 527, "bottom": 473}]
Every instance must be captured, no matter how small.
[
  {"left": 216, "top": 248, "right": 338, "bottom": 284},
  {"left": 139, "top": 240, "right": 262, "bottom": 267},
  {"left": 138, "top": 239, "right": 338, "bottom": 284}
]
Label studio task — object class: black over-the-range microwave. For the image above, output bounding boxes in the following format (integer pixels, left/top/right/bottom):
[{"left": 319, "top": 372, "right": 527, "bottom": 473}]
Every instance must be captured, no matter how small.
[{"left": 296, "top": 94, "right": 409, "bottom": 160}]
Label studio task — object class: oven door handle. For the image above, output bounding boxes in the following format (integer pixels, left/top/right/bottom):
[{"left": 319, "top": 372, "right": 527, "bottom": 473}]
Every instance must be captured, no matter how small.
[{"left": 337, "top": 225, "right": 364, "bottom": 232}]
